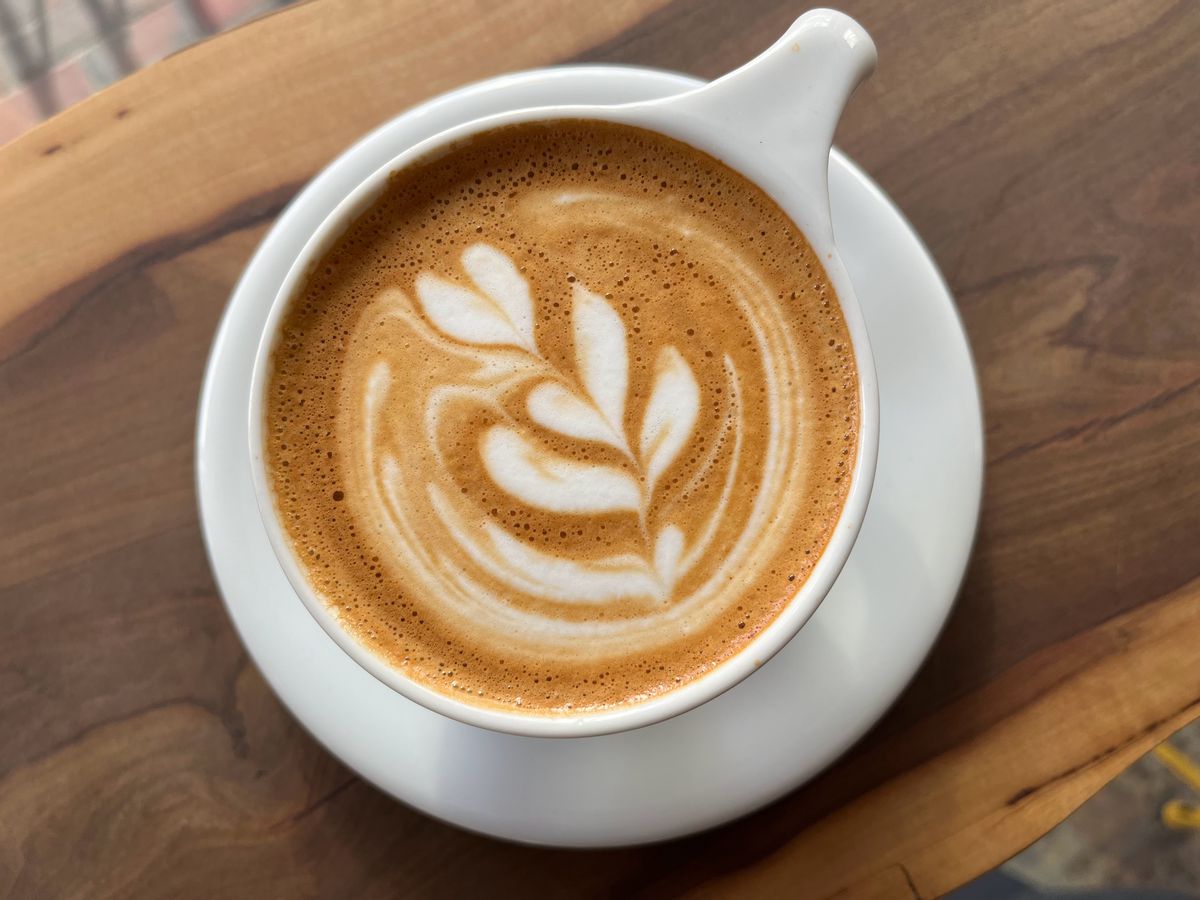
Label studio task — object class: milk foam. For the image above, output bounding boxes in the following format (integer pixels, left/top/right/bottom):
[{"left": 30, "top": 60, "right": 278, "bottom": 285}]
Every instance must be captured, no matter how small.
[{"left": 265, "top": 121, "right": 858, "bottom": 713}]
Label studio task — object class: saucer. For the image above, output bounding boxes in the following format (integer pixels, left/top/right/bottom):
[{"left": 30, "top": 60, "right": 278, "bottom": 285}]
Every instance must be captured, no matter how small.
[{"left": 196, "top": 66, "right": 984, "bottom": 847}]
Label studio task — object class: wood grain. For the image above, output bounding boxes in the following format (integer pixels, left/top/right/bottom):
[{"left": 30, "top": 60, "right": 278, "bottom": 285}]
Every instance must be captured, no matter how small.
[{"left": 1, "top": 0, "right": 1198, "bottom": 896}]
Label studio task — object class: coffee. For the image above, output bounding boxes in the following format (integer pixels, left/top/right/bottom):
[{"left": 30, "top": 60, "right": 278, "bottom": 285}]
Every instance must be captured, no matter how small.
[{"left": 265, "top": 120, "right": 858, "bottom": 715}]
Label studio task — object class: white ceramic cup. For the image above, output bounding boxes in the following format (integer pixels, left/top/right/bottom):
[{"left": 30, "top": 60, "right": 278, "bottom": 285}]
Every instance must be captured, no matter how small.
[{"left": 248, "top": 8, "right": 879, "bottom": 738}]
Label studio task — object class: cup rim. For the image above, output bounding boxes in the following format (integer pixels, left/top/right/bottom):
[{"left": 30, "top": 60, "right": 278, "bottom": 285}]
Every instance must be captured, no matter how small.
[{"left": 247, "top": 103, "right": 880, "bottom": 738}]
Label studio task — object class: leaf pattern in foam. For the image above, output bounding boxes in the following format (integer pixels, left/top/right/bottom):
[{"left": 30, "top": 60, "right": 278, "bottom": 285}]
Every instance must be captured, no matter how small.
[
  {"left": 527, "top": 381, "right": 628, "bottom": 452},
  {"left": 639, "top": 346, "right": 700, "bottom": 494},
  {"left": 480, "top": 426, "right": 641, "bottom": 514},
  {"left": 461, "top": 244, "right": 536, "bottom": 350},
  {"left": 415, "top": 244, "right": 536, "bottom": 352},
  {"left": 572, "top": 284, "right": 628, "bottom": 441}
]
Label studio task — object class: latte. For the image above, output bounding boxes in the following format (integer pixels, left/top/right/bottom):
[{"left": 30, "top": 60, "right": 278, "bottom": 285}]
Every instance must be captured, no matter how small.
[{"left": 265, "top": 120, "right": 858, "bottom": 715}]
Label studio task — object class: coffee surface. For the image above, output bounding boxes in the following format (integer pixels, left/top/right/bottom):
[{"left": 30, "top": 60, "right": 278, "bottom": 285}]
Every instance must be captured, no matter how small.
[{"left": 265, "top": 120, "right": 858, "bottom": 715}]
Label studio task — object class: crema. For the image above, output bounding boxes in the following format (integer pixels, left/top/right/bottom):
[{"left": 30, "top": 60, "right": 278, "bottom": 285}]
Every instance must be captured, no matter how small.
[{"left": 265, "top": 120, "right": 858, "bottom": 715}]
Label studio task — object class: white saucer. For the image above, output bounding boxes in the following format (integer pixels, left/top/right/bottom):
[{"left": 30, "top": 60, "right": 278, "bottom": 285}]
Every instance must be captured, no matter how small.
[{"left": 196, "top": 66, "right": 983, "bottom": 847}]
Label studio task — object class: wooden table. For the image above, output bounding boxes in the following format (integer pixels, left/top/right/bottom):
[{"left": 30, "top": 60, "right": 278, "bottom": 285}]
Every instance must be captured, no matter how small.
[{"left": 1, "top": 0, "right": 1197, "bottom": 896}]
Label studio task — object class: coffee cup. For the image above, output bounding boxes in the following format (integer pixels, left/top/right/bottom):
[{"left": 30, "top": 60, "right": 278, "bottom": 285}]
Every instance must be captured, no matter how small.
[{"left": 248, "top": 8, "right": 879, "bottom": 738}]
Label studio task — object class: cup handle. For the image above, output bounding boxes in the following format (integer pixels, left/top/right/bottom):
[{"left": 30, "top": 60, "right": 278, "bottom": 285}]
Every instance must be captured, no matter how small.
[{"left": 663, "top": 9, "right": 876, "bottom": 241}]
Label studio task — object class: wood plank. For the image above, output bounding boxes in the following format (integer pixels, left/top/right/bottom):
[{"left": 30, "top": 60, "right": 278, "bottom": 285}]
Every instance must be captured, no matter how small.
[
  {"left": 685, "top": 580, "right": 1200, "bottom": 898},
  {"left": 1, "top": 0, "right": 1198, "bottom": 895},
  {"left": 0, "top": 0, "right": 673, "bottom": 356}
]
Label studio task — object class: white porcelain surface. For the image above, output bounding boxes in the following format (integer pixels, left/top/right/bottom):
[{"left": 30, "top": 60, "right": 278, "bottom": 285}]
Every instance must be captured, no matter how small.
[
  {"left": 247, "top": 10, "right": 881, "bottom": 738},
  {"left": 196, "top": 66, "right": 984, "bottom": 846}
]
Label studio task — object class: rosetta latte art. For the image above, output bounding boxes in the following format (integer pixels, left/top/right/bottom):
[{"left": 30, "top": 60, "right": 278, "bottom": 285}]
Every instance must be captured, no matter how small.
[
  {"left": 266, "top": 120, "right": 858, "bottom": 711},
  {"left": 354, "top": 231, "right": 805, "bottom": 656},
  {"left": 376, "top": 242, "right": 707, "bottom": 602}
]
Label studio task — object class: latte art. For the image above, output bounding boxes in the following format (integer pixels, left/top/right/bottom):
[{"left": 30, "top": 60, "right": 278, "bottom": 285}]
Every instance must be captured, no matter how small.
[
  {"left": 365, "top": 237, "right": 790, "bottom": 632},
  {"left": 266, "top": 121, "right": 858, "bottom": 713}
]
